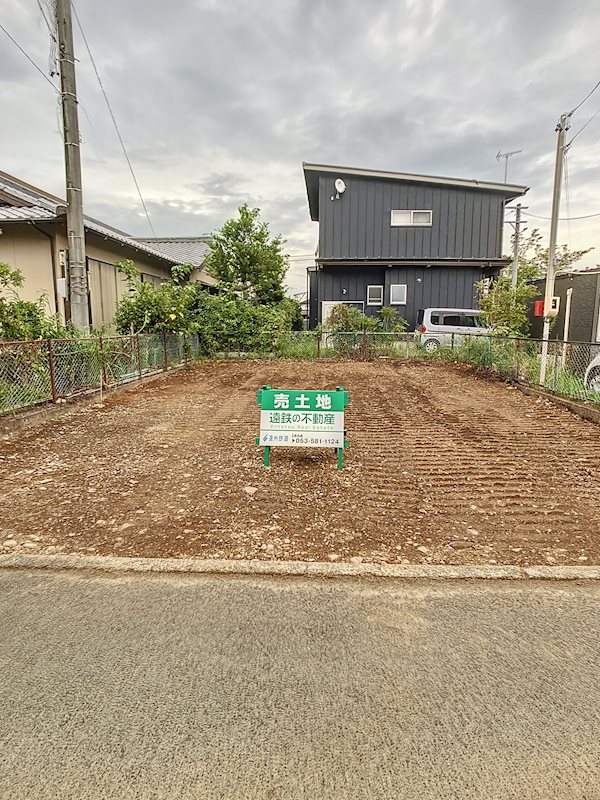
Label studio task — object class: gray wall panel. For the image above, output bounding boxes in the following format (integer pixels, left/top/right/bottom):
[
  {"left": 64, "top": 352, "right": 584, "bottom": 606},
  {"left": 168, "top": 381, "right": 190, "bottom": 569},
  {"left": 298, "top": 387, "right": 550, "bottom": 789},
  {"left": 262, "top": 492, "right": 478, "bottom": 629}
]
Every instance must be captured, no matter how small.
[
  {"left": 318, "top": 175, "right": 506, "bottom": 261},
  {"left": 315, "top": 265, "right": 485, "bottom": 328}
]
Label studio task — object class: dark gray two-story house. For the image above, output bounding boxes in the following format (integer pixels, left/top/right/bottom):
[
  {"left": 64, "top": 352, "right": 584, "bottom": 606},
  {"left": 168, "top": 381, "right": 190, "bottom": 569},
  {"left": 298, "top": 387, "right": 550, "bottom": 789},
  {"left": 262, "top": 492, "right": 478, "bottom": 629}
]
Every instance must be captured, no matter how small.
[{"left": 303, "top": 163, "right": 528, "bottom": 329}]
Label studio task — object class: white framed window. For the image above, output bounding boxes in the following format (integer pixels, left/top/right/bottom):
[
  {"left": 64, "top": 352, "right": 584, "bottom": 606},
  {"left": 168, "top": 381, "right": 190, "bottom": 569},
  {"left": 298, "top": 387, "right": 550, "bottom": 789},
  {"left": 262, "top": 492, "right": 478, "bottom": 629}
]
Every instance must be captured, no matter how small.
[
  {"left": 390, "top": 284, "right": 407, "bottom": 305},
  {"left": 390, "top": 209, "right": 433, "bottom": 227},
  {"left": 367, "top": 285, "right": 383, "bottom": 306}
]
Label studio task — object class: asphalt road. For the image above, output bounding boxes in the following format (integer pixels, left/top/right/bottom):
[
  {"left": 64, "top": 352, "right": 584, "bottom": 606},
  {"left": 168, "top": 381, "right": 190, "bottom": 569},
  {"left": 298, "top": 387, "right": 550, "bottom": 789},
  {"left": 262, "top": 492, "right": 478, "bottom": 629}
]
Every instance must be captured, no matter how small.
[{"left": 1, "top": 570, "right": 599, "bottom": 799}]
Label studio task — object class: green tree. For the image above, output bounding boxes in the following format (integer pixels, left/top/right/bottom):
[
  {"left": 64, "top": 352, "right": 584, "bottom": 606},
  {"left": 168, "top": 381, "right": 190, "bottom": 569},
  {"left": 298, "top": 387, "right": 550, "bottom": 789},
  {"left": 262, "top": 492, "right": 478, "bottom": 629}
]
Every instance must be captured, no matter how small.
[
  {"left": 206, "top": 204, "right": 288, "bottom": 304},
  {"left": 516, "top": 228, "right": 593, "bottom": 280},
  {"left": 325, "top": 303, "right": 381, "bottom": 333},
  {"left": 477, "top": 229, "right": 593, "bottom": 336},
  {"left": 379, "top": 306, "right": 408, "bottom": 332},
  {"left": 477, "top": 275, "right": 538, "bottom": 336}
]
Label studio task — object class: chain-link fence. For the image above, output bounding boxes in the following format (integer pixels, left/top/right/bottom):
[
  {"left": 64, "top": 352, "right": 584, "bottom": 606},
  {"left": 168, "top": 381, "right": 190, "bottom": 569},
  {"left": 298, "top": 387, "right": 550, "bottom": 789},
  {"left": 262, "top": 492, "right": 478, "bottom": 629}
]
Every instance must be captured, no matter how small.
[
  {"left": 2, "top": 330, "right": 600, "bottom": 415},
  {"left": 0, "top": 332, "right": 203, "bottom": 415}
]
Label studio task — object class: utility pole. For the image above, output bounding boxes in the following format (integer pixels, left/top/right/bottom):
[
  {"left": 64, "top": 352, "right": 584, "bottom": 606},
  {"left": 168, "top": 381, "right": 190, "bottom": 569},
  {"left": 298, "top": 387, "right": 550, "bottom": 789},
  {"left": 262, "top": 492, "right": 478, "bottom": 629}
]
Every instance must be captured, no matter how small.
[
  {"left": 508, "top": 203, "right": 528, "bottom": 290},
  {"left": 56, "top": 0, "right": 89, "bottom": 329},
  {"left": 539, "top": 113, "right": 570, "bottom": 384}
]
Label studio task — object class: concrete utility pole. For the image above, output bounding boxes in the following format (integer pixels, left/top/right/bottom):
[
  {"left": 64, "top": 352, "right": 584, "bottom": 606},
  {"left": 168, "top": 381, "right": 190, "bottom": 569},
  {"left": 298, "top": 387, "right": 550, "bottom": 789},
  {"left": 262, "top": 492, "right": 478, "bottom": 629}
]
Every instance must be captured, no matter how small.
[
  {"left": 508, "top": 203, "right": 527, "bottom": 290},
  {"left": 540, "top": 113, "right": 570, "bottom": 384},
  {"left": 56, "top": 0, "right": 89, "bottom": 329}
]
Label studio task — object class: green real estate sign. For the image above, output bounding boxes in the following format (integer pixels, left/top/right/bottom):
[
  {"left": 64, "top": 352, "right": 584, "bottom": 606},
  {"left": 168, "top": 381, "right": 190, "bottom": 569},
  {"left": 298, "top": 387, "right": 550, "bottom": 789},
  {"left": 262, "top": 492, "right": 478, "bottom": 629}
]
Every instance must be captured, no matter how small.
[{"left": 256, "top": 385, "right": 350, "bottom": 467}]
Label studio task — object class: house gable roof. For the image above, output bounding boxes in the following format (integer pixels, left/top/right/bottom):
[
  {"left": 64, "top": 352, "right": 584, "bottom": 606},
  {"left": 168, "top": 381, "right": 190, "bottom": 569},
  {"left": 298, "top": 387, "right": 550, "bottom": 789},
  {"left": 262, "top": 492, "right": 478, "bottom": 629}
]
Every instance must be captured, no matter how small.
[
  {"left": 0, "top": 171, "right": 182, "bottom": 266},
  {"left": 303, "top": 162, "right": 529, "bottom": 221}
]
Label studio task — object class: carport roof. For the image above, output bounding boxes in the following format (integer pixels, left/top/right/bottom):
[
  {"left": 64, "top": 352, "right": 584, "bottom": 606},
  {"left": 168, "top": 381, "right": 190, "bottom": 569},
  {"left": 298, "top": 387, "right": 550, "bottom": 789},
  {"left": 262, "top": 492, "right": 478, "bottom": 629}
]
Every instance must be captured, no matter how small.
[{"left": 303, "top": 162, "right": 529, "bottom": 221}]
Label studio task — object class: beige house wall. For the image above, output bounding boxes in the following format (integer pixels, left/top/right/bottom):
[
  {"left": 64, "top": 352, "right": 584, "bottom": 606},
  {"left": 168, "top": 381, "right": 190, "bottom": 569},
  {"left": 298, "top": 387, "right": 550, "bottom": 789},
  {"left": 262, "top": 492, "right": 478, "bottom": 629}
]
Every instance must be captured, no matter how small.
[
  {"left": 0, "top": 224, "right": 56, "bottom": 315},
  {"left": 53, "top": 231, "right": 173, "bottom": 330},
  {"left": 1, "top": 223, "right": 195, "bottom": 332}
]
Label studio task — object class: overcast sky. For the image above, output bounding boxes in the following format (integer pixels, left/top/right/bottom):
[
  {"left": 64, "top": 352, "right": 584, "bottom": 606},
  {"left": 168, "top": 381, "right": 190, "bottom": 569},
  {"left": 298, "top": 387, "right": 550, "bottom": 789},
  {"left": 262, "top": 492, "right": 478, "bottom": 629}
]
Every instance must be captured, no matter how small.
[{"left": 2, "top": 0, "right": 600, "bottom": 294}]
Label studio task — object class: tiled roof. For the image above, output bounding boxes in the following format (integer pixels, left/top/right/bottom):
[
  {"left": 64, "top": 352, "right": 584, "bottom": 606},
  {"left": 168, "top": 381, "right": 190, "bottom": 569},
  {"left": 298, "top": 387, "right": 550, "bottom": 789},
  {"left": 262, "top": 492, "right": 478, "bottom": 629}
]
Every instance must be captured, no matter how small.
[
  {"left": 0, "top": 205, "right": 56, "bottom": 221},
  {"left": 136, "top": 237, "right": 211, "bottom": 267},
  {"left": 0, "top": 172, "right": 184, "bottom": 266}
]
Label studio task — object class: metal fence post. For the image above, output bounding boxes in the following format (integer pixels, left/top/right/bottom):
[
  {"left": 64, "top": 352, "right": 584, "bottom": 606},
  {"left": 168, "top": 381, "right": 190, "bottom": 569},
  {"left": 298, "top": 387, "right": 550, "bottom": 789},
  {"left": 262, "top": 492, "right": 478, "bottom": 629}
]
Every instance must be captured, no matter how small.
[
  {"left": 47, "top": 338, "right": 58, "bottom": 403},
  {"left": 162, "top": 330, "right": 168, "bottom": 370},
  {"left": 136, "top": 334, "right": 143, "bottom": 378},
  {"left": 98, "top": 335, "right": 108, "bottom": 388},
  {"left": 316, "top": 333, "right": 321, "bottom": 359}
]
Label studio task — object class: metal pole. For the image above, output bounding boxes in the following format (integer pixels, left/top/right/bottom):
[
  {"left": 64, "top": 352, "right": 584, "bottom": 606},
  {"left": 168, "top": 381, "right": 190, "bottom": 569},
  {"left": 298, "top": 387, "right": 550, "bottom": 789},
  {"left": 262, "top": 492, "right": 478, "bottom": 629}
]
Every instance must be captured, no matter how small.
[
  {"left": 540, "top": 113, "right": 570, "bottom": 385},
  {"left": 136, "top": 334, "right": 143, "bottom": 377},
  {"left": 56, "top": 0, "right": 90, "bottom": 330},
  {"left": 47, "top": 339, "right": 58, "bottom": 403},
  {"left": 511, "top": 204, "right": 522, "bottom": 290},
  {"left": 162, "top": 330, "right": 168, "bottom": 370},
  {"left": 561, "top": 286, "right": 573, "bottom": 368}
]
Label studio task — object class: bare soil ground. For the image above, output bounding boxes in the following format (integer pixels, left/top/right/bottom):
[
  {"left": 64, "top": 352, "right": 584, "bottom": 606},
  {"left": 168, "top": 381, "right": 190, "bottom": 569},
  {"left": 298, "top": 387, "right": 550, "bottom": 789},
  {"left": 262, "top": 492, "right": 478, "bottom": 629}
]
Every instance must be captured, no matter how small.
[{"left": 1, "top": 359, "right": 599, "bottom": 566}]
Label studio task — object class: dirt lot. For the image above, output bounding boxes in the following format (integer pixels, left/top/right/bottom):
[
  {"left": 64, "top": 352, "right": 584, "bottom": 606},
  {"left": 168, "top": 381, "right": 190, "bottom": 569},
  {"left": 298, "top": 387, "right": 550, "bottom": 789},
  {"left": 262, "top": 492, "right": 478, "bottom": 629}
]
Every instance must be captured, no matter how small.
[{"left": 1, "top": 359, "right": 599, "bottom": 565}]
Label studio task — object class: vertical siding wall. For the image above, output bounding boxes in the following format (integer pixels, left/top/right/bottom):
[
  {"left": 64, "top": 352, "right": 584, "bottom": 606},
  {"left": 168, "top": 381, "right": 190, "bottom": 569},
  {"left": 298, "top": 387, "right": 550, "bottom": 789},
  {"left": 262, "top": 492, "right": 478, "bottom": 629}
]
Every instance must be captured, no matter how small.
[
  {"left": 318, "top": 175, "right": 505, "bottom": 260},
  {"left": 530, "top": 274, "right": 600, "bottom": 341},
  {"left": 318, "top": 265, "right": 484, "bottom": 328}
]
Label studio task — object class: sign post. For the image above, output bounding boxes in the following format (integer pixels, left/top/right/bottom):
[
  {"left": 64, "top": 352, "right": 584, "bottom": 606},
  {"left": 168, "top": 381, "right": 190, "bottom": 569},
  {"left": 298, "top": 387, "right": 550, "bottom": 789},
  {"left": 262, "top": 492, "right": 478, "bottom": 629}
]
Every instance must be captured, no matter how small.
[{"left": 256, "top": 385, "right": 349, "bottom": 469}]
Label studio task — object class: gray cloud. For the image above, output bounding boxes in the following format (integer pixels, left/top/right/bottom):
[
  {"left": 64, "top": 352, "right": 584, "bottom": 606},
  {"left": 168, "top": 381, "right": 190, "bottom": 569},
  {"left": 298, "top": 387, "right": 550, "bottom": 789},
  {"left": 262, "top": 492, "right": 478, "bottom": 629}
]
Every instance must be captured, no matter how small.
[{"left": 2, "top": 0, "right": 600, "bottom": 294}]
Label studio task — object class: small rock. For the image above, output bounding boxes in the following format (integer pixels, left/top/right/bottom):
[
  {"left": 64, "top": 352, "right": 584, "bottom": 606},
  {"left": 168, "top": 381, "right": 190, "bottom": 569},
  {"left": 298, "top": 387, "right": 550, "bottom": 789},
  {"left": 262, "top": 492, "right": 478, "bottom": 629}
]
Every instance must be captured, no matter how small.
[
  {"left": 349, "top": 556, "right": 363, "bottom": 564},
  {"left": 243, "top": 486, "right": 258, "bottom": 496},
  {"left": 449, "top": 541, "right": 474, "bottom": 550},
  {"left": 2, "top": 540, "right": 18, "bottom": 548},
  {"left": 328, "top": 553, "right": 340, "bottom": 561},
  {"left": 578, "top": 555, "right": 588, "bottom": 562},
  {"left": 416, "top": 545, "right": 430, "bottom": 554},
  {"left": 467, "top": 528, "right": 480, "bottom": 536}
]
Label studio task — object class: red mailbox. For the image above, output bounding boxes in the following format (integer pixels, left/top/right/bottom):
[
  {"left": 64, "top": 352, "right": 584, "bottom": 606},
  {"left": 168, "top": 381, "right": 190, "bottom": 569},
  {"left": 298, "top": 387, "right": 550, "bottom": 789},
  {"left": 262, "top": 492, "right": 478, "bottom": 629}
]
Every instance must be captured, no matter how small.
[{"left": 534, "top": 300, "right": 545, "bottom": 317}]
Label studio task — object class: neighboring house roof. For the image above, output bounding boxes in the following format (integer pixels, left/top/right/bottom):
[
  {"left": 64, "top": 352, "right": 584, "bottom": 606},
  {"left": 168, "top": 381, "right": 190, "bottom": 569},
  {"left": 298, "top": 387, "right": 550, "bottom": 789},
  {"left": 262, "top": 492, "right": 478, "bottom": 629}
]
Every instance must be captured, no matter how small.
[
  {"left": 136, "top": 236, "right": 211, "bottom": 267},
  {"left": 0, "top": 171, "right": 213, "bottom": 273},
  {"left": 0, "top": 205, "right": 56, "bottom": 221},
  {"left": 303, "top": 162, "right": 529, "bottom": 221}
]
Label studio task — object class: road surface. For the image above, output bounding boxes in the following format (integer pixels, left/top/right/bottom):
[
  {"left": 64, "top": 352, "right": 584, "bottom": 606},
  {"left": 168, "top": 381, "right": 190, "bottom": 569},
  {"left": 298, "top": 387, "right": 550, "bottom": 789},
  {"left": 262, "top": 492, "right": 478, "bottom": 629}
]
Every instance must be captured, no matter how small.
[{"left": 1, "top": 570, "right": 599, "bottom": 799}]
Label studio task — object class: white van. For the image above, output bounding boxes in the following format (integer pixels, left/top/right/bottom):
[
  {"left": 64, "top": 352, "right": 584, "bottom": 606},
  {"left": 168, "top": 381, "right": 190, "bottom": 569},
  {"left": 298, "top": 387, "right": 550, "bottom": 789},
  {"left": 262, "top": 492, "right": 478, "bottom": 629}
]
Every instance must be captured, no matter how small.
[{"left": 415, "top": 308, "right": 490, "bottom": 352}]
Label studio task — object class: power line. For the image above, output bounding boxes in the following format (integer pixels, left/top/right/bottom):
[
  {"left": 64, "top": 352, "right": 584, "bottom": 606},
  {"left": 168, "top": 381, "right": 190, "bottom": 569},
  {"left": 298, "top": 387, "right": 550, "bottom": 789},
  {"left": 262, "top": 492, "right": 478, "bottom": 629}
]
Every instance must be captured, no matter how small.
[
  {"left": 71, "top": 2, "right": 157, "bottom": 238},
  {"left": 567, "top": 107, "right": 600, "bottom": 146},
  {"left": 528, "top": 210, "right": 600, "bottom": 221},
  {"left": 0, "top": 21, "right": 60, "bottom": 94},
  {"left": 569, "top": 78, "right": 600, "bottom": 115},
  {"left": 35, "top": 0, "right": 56, "bottom": 39}
]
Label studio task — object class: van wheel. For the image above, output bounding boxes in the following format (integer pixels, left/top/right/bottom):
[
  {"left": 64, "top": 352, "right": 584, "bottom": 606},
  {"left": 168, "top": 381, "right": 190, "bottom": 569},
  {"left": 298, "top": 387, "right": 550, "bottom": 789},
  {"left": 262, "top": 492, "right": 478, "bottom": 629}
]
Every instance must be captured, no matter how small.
[
  {"left": 424, "top": 339, "right": 440, "bottom": 353},
  {"left": 586, "top": 368, "right": 600, "bottom": 393}
]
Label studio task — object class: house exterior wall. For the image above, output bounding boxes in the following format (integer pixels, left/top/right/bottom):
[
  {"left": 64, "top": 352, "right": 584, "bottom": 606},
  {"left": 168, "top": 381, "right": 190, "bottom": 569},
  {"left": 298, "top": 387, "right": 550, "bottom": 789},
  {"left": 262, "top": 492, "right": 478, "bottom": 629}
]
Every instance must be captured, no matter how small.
[
  {"left": 0, "top": 225, "right": 56, "bottom": 314},
  {"left": 0, "top": 223, "right": 174, "bottom": 332},
  {"left": 53, "top": 231, "right": 173, "bottom": 330},
  {"left": 529, "top": 273, "right": 600, "bottom": 342},
  {"left": 315, "top": 264, "right": 487, "bottom": 329},
  {"left": 317, "top": 174, "right": 505, "bottom": 261}
]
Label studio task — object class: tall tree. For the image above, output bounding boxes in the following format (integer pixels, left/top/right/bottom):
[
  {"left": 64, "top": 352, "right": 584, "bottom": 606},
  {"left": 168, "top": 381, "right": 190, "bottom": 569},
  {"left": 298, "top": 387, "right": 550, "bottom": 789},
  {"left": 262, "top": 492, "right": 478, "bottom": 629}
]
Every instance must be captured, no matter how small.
[
  {"left": 477, "top": 229, "right": 593, "bottom": 335},
  {"left": 516, "top": 228, "right": 593, "bottom": 280},
  {"left": 206, "top": 204, "right": 288, "bottom": 304}
]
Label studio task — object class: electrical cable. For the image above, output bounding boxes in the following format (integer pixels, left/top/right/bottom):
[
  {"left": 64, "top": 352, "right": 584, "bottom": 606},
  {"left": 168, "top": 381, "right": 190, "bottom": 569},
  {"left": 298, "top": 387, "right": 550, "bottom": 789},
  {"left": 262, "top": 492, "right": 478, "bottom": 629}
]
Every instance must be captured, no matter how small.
[
  {"left": 563, "top": 150, "right": 572, "bottom": 246},
  {"left": 569, "top": 78, "right": 600, "bottom": 115},
  {"left": 567, "top": 107, "right": 600, "bottom": 146},
  {"left": 70, "top": 1, "right": 157, "bottom": 238},
  {"left": 35, "top": 0, "right": 55, "bottom": 38},
  {"left": 0, "top": 21, "right": 60, "bottom": 94},
  {"left": 528, "top": 210, "right": 600, "bottom": 221}
]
